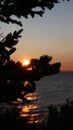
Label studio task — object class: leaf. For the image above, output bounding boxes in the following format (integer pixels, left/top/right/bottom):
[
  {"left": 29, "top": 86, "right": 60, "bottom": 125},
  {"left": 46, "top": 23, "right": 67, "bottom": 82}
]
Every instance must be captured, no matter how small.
[{"left": 8, "top": 47, "right": 16, "bottom": 55}]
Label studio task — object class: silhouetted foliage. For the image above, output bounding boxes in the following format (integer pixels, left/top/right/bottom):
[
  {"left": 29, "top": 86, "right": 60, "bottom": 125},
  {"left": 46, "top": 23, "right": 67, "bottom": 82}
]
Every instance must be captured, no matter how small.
[
  {"left": 29, "top": 55, "right": 61, "bottom": 78},
  {"left": 0, "top": 28, "right": 61, "bottom": 104},
  {"left": 40, "top": 55, "right": 52, "bottom": 64},
  {"left": 0, "top": 0, "right": 70, "bottom": 26},
  {"left": 0, "top": 29, "right": 61, "bottom": 130},
  {"left": 47, "top": 99, "right": 73, "bottom": 130},
  {"left": 0, "top": 0, "right": 70, "bottom": 129},
  {"left": 0, "top": 29, "right": 23, "bottom": 64}
]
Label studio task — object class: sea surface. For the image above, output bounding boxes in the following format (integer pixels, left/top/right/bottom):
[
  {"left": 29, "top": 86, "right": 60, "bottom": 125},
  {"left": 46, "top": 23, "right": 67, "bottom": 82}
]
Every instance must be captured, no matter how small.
[{"left": 19, "top": 71, "right": 73, "bottom": 124}]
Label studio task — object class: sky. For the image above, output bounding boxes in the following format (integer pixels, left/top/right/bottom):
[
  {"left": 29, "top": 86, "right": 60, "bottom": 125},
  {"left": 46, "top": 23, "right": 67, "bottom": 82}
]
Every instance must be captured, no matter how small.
[{"left": 0, "top": 0, "right": 73, "bottom": 71}]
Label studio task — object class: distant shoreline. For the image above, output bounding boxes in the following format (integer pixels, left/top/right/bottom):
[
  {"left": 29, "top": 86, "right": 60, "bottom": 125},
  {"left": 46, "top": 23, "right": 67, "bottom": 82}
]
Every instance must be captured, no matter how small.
[{"left": 61, "top": 70, "right": 73, "bottom": 72}]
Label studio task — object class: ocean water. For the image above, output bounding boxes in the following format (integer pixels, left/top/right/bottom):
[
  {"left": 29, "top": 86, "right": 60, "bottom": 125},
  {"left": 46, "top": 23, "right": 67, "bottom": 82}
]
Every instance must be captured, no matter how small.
[
  {"left": 19, "top": 71, "right": 73, "bottom": 124},
  {"left": 35, "top": 71, "right": 73, "bottom": 106}
]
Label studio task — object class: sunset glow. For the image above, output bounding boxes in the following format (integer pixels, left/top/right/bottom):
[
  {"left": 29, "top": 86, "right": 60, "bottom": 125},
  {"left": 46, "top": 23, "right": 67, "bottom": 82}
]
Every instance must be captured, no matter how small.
[
  {"left": 22, "top": 59, "right": 30, "bottom": 66},
  {"left": 2, "top": 1, "right": 73, "bottom": 71}
]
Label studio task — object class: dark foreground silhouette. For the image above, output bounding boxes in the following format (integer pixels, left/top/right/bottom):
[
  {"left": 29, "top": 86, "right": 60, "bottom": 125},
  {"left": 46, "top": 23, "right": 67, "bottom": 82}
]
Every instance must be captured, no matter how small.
[
  {"left": 0, "top": 30, "right": 61, "bottom": 102},
  {"left": 0, "top": 0, "right": 70, "bottom": 129},
  {"left": 0, "top": 30, "right": 61, "bottom": 130},
  {"left": 0, "top": 100, "right": 73, "bottom": 130},
  {"left": 0, "top": 30, "right": 61, "bottom": 129}
]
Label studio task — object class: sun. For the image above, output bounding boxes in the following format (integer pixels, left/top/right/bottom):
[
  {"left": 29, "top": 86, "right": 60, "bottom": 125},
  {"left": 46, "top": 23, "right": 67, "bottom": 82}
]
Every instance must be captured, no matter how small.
[{"left": 22, "top": 59, "right": 30, "bottom": 66}]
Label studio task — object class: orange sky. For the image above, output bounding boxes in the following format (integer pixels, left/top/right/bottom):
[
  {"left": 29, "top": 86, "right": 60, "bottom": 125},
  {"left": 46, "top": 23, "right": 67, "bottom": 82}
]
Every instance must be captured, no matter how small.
[{"left": 0, "top": 1, "right": 73, "bottom": 71}]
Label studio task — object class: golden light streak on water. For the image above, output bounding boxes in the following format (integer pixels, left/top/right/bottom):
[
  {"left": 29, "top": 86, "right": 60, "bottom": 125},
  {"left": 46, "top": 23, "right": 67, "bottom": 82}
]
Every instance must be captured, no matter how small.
[{"left": 17, "top": 93, "right": 45, "bottom": 125}]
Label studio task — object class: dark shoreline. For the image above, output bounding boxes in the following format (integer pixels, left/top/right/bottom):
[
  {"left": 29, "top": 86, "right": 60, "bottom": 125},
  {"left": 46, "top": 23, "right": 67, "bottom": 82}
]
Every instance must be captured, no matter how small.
[{"left": 1, "top": 99, "right": 73, "bottom": 129}]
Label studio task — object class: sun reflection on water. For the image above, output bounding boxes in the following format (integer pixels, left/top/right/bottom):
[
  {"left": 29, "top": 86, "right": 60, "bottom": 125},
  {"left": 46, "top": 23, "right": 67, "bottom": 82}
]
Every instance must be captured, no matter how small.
[{"left": 17, "top": 93, "right": 45, "bottom": 125}]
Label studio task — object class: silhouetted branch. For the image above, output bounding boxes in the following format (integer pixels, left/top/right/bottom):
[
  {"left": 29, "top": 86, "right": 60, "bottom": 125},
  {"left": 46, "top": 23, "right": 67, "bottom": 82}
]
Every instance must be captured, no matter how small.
[
  {"left": 0, "top": 0, "right": 70, "bottom": 26},
  {"left": 0, "top": 29, "right": 23, "bottom": 64}
]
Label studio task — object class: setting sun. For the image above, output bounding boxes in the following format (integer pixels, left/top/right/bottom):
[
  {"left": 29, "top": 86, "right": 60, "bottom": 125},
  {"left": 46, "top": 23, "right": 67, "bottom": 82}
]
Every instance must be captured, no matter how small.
[{"left": 22, "top": 59, "right": 30, "bottom": 66}]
